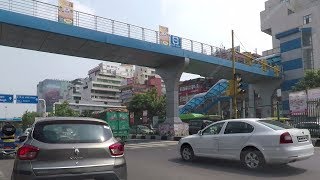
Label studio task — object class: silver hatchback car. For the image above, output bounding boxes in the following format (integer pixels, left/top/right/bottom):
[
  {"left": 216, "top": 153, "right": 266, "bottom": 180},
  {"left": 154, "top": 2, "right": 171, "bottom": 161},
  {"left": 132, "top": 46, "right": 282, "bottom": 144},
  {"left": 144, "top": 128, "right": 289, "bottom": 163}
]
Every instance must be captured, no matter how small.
[{"left": 11, "top": 117, "right": 127, "bottom": 180}]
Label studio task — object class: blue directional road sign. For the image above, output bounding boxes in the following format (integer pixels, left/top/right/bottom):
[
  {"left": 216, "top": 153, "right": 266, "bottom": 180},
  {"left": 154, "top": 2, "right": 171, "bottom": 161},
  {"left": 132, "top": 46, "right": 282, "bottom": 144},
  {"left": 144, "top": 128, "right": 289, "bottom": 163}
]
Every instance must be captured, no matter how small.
[
  {"left": 0, "top": 94, "right": 14, "bottom": 103},
  {"left": 16, "top": 95, "right": 39, "bottom": 104},
  {"left": 0, "top": 117, "right": 22, "bottom": 122}
]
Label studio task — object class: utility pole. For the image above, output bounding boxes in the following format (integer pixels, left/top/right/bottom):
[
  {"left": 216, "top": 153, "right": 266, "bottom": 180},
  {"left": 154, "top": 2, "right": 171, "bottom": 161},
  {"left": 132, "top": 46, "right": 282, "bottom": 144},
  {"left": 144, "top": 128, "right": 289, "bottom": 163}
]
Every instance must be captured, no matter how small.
[{"left": 232, "top": 30, "right": 237, "bottom": 118}]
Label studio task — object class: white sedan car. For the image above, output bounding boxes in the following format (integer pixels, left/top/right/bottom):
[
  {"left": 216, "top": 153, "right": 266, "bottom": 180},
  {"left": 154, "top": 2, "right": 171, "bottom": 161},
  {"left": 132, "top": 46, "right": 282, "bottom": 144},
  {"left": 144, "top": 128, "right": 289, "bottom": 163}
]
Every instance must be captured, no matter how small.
[{"left": 178, "top": 118, "right": 314, "bottom": 169}]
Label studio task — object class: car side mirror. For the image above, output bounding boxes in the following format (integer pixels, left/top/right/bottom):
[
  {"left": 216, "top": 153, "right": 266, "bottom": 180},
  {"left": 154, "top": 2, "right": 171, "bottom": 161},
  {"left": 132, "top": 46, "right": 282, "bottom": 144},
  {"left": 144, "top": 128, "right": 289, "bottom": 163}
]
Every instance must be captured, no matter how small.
[
  {"left": 19, "top": 135, "right": 27, "bottom": 142},
  {"left": 197, "top": 130, "right": 202, "bottom": 136}
]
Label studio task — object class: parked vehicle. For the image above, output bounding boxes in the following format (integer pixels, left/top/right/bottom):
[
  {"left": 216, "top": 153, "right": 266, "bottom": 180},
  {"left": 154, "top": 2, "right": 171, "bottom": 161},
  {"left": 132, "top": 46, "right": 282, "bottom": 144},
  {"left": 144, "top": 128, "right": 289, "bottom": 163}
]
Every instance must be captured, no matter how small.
[
  {"left": 178, "top": 118, "right": 314, "bottom": 169},
  {"left": 188, "top": 120, "right": 213, "bottom": 135},
  {"left": 130, "top": 125, "right": 155, "bottom": 135},
  {"left": 92, "top": 107, "right": 130, "bottom": 141},
  {"left": 12, "top": 117, "right": 127, "bottom": 180}
]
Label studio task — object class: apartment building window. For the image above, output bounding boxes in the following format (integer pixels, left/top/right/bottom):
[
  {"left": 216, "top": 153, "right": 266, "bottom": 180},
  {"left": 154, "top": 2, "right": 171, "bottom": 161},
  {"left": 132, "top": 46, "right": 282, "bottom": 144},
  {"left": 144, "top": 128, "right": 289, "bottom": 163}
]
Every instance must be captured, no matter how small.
[
  {"left": 302, "top": 30, "right": 312, "bottom": 47},
  {"left": 303, "top": 49, "right": 314, "bottom": 70},
  {"left": 303, "top": 14, "right": 312, "bottom": 25}
]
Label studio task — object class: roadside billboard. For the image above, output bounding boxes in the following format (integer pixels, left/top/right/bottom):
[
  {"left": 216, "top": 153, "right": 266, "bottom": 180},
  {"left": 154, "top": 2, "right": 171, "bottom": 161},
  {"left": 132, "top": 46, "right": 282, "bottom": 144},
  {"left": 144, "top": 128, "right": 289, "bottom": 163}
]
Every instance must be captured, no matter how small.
[
  {"left": 159, "top": 26, "right": 169, "bottom": 46},
  {"left": 58, "top": 0, "right": 74, "bottom": 25},
  {"left": 289, "top": 91, "right": 307, "bottom": 115}
]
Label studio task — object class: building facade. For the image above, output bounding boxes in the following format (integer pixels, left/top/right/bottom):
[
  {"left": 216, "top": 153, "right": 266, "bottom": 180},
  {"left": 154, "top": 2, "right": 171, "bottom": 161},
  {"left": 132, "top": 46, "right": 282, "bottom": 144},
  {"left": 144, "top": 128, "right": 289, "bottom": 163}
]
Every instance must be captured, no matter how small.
[
  {"left": 120, "top": 76, "right": 163, "bottom": 105},
  {"left": 54, "top": 99, "right": 125, "bottom": 115},
  {"left": 64, "top": 78, "right": 84, "bottom": 102},
  {"left": 134, "top": 65, "right": 156, "bottom": 84},
  {"left": 81, "top": 63, "right": 125, "bottom": 106},
  {"left": 261, "top": 0, "right": 320, "bottom": 114},
  {"left": 179, "top": 78, "right": 217, "bottom": 105},
  {"left": 37, "top": 79, "right": 70, "bottom": 112}
]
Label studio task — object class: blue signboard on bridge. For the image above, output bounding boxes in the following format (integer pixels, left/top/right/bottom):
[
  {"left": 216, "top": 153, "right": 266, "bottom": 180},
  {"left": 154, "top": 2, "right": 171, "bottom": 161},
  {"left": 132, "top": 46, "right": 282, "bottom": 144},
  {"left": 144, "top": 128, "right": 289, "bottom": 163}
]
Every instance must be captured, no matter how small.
[
  {"left": 170, "top": 35, "right": 182, "bottom": 48},
  {"left": 16, "top": 95, "right": 39, "bottom": 104},
  {"left": 0, "top": 94, "right": 14, "bottom": 103}
]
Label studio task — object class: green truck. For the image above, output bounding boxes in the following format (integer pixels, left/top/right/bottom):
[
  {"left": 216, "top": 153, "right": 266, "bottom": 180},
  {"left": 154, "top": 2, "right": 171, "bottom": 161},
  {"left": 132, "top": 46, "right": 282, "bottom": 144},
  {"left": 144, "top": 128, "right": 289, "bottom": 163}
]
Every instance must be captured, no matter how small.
[{"left": 92, "top": 108, "right": 130, "bottom": 141}]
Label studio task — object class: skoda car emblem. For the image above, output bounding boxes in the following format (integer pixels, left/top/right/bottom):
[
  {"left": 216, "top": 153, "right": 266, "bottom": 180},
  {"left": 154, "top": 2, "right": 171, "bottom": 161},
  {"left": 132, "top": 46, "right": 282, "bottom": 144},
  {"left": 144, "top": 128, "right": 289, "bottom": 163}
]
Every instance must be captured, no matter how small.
[{"left": 74, "top": 148, "right": 80, "bottom": 156}]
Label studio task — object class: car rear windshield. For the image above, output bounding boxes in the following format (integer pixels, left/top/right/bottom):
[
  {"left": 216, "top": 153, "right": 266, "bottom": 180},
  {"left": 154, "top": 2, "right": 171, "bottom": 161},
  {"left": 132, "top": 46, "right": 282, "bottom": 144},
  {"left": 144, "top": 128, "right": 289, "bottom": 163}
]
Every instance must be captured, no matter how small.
[
  {"left": 258, "top": 120, "right": 293, "bottom": 130},
  {"left": 33, "top": 120, "right": 113, "bottom": 144}
]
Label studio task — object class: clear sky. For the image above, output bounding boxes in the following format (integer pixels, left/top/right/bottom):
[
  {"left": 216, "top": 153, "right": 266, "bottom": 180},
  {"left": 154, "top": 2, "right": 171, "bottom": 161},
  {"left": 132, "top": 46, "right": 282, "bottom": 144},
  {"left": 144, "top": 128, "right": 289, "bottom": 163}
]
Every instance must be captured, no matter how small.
[{"left": 0, "top": 0, "right": 272, "bottom": 117}]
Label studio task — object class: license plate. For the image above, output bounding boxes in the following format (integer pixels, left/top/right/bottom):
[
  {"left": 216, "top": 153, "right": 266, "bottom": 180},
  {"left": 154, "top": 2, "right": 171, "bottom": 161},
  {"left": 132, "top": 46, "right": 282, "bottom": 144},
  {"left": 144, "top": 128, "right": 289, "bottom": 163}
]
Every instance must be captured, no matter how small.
[
  {"left": 4, "top": 147, "right": 13, "bottom": 149},
  {"left": 297, "top": 135, "right": 308, "bottom": 142}
]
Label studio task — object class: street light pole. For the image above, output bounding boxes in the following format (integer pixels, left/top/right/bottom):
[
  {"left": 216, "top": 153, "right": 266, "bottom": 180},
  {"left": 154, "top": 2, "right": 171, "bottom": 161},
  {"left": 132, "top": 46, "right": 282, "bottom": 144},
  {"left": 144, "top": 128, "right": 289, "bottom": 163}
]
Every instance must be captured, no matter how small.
[{"left": 232, "top": 30, "right": 237, "bottom": 118}]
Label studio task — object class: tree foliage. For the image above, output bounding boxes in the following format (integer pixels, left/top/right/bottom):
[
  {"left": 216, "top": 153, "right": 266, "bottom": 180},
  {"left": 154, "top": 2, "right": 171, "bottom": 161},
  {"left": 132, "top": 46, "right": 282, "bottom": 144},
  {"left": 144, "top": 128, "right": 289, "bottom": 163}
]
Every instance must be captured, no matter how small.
[
  {"left": 127, "top": 88, "right": 166, "bottom": 121},
  {"left": 22, "top": 111, "right": 40, "bottom": 130},
  {"left": 51, "top": 101, "right": 79, "bottom": 117},
  {"left": 292, "top": 70, "right": 320, "bottom": 91},
  {"left": 80, "top": 110, "right": 93, "bottom": 117}
]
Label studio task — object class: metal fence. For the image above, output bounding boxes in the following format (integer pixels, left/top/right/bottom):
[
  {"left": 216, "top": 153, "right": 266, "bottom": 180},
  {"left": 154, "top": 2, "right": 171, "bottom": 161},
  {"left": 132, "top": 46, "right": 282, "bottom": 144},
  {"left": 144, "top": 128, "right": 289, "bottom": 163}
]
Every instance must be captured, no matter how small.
[
  {"left": 289, "top": 99, "right": 320, "bottom": 138},
  {"left": 0, "top": 0, "right": 281, "bottom": 75}
]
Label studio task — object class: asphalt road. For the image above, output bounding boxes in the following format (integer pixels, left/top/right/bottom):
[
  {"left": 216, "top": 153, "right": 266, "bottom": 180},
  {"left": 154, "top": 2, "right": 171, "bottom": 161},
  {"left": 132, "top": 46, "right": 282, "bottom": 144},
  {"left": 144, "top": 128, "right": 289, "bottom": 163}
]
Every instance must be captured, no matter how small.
[{"left": 1, "top": 141, "right": 320, "bottom": 180}]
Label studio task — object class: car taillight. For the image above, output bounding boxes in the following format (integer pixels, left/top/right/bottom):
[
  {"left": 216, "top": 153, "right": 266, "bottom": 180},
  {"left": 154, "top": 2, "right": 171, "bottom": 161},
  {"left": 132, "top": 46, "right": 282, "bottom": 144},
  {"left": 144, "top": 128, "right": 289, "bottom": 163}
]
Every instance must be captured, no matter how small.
[
  {"left": 280, "top": 132, "right": 293, "bottom": 144},
  {"left": 109, "top": 142, "right": 124, "bottom": 156},
  {"left": 17, "top": 145, "right": 39, "bottom": 160}
]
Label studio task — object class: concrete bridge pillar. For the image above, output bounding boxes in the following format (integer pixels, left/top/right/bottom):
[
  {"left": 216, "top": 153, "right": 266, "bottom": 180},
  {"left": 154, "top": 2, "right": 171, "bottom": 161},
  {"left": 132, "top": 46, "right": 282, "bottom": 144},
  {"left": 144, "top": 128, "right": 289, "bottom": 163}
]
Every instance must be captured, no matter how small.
[
  {"left": 248, "top": 79, "right": 282, "bottom": 118},
  {"left": 156, "top": 58, "right": 189, "bottom": 137}
]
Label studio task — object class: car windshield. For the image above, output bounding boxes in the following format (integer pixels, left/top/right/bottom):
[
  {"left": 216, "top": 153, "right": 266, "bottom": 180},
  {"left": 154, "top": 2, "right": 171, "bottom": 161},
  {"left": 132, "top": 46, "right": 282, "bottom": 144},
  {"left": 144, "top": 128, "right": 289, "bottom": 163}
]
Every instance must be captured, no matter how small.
[
  {"left": 33, "top": 121, "right": 113, "bottom": 144},
  {"left": 258, "top": 120, "right": 293, "bottom": 130}
]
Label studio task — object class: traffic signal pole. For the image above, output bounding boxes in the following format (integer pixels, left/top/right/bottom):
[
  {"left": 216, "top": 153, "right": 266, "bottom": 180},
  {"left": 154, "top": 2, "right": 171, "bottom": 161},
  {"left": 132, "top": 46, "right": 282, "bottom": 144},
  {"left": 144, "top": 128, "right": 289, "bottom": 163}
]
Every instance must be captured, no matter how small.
[{"left": 232, "top": 30, "right": 237, "bottom": 118}]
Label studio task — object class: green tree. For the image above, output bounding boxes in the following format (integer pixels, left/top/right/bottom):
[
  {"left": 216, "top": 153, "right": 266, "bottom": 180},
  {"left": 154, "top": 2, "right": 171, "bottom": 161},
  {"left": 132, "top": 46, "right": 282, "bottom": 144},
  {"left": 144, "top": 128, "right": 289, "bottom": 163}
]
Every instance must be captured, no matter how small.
[
  {"left": 80, "top": 110, "right": 93, "bottom": 117},
  {"left": 22, "top": 111, "right": 39, "bottom": 130},
  {"left": 51, "top": 101, "right": 79, "bottom": 117},
  {"left": 292, "top": 70, "right": 320, "bottom": 91},
  {"left": 127, "top": 88, "right": 166, "bottom": 123}
]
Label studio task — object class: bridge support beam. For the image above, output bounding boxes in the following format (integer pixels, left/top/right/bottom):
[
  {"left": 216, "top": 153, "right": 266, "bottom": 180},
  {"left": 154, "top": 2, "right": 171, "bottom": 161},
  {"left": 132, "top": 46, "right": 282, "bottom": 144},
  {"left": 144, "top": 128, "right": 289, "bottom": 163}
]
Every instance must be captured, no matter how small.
[
  {"left": 156, "top": 58, "right": 190, "bottom": 137},
  {"left": 248, "top": 79, "right": 282, "bottom": 118}
]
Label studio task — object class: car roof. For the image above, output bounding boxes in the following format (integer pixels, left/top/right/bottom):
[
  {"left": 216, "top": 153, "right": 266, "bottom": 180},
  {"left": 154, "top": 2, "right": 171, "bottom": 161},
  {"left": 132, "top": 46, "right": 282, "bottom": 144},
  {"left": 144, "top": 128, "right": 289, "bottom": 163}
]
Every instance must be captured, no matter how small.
[
  {"left": 34, "top": 117, "right": 106, "bottom": 124},
  {"left": 189, "top": 119, "right": 212, "bottom": 122},
  {"left": 217, "top": 118, "right": 262, "bottom": 123}
]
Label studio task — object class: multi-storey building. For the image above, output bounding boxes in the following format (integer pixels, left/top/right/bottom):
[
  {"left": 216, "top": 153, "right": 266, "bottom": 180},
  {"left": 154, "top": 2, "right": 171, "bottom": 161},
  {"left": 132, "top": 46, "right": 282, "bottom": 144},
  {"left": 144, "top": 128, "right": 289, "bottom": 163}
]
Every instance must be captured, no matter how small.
[
  {"left": 37, "top": 79, "right": 69, "bottom": 112},
  {"left": 81, "top": 63, "right": 125, "bottom": 106},
  {"left": 134, "top": 65, "right": 156, "bottom": 84},
  {"left": 64, "top": 78, "right": 84, "bottom": 102},
  {"left": 120, "top": 76, "right": 163, "bottom": 105},
  {"left": 261, "top": 0, "right": 320, "bottom": 114}
]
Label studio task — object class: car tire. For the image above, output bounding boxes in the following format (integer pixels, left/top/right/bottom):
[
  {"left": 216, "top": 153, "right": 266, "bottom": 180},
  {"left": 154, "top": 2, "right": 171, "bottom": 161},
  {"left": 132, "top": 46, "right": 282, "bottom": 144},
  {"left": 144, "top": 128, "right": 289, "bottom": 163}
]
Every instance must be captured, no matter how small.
[
  {"left": 180, "top": 144, "right": 194, "bottom": 162},
  {"left": 241, "top": 148, "right": 265, "bottom": 169}
]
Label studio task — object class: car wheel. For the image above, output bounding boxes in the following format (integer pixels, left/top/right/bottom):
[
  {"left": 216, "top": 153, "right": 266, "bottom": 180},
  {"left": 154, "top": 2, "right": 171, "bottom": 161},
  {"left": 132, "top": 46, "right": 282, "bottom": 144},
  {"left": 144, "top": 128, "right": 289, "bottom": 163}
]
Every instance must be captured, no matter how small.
[
  {"left": 241, "top": 149, "right": 265, "bottom": 169},
  {"left": 180, "top": 145, "right": 194, "bottom": 161}
]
